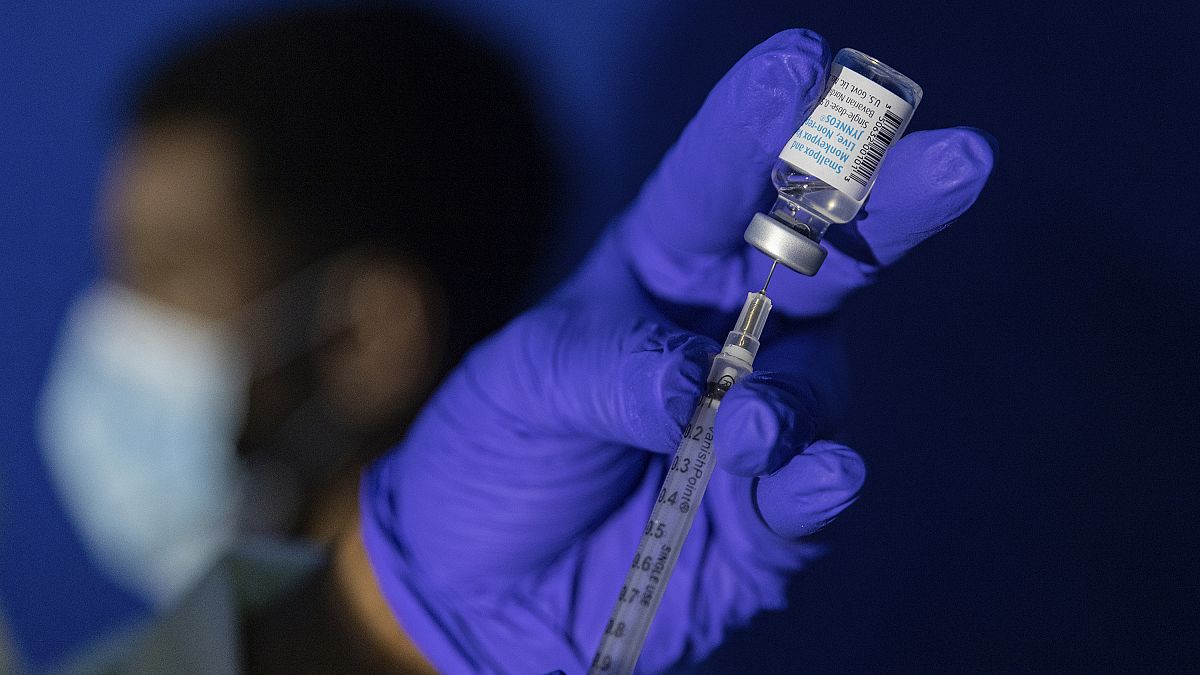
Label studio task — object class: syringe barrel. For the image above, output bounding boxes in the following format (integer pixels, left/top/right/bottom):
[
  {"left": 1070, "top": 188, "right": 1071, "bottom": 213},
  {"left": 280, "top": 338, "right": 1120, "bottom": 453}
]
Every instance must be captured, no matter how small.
[{"left": 589, "top": 290, "right": 776, "bottom": 674}]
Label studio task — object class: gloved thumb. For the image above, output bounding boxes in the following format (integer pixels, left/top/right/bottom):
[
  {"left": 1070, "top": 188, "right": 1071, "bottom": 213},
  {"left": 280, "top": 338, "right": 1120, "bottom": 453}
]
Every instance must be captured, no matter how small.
[
  {"left": 625, "top": 29, "right": 830, "bottom": 257},
  {"left": 612, "top": 28, "right": 831, "bottom": 310}
]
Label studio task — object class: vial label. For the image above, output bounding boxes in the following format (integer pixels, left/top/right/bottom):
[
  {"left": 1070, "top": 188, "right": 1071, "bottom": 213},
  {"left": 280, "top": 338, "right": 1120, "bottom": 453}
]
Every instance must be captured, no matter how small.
[{"left": 778, "top": 65, "right": 914, "bottom": 201}]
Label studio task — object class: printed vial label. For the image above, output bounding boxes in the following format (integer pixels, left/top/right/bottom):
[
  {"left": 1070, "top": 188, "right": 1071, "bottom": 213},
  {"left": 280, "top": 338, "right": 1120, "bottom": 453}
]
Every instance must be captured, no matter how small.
[{"left": 778, "top": 65, "right": 914, "bottom": 201}]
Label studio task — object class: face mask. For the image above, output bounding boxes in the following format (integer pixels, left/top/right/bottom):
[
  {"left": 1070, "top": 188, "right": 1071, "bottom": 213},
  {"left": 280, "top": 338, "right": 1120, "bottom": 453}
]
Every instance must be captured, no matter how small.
[{"left": 38, "top": 282, "right": 249, "bottom": 608}]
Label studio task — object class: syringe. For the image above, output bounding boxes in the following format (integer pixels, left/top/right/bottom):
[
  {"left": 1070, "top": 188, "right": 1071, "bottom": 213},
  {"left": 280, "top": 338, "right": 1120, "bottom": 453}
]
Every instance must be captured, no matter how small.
[{"left": 588, "top": 263, "right": 777, "bottom": 675}]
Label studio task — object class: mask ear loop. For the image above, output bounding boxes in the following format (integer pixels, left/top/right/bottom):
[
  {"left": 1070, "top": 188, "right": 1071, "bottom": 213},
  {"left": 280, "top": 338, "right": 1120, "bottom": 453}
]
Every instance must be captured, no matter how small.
[
  {"left": 231, "top": 258, "right": 357, "bottom": 382},
  {"left": 231, "top": 257, "right": 374, "bottom": 535},
  {"left": 239, "top": 387, "right": 368, "bottom": 536}
]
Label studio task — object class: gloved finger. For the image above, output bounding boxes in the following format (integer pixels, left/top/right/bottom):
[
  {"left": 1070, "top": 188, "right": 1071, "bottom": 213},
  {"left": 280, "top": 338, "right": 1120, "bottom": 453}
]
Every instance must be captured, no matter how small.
[
  {"left": 754, "top": 440, "right": 865, "bottom": 538},
  {"left": 757, "top": 126, "right": 996, "bottom": 317},
  {"left": 712, "top": 369, "right": 823, "bottom": 477},
  {"left": 617, "top": 29, "right": 830, "bottom": 297},
  {"left": 849, "top": 126, "right": 997, "bottom": 266},
  {"left": 477, "top": 306, "right": 719, "bottom": 453}
]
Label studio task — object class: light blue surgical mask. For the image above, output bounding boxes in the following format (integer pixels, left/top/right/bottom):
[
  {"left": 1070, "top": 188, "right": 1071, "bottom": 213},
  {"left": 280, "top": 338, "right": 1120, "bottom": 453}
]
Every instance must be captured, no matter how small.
[{"left": 38, "top": 282, "right": 249, "bottom": 608}]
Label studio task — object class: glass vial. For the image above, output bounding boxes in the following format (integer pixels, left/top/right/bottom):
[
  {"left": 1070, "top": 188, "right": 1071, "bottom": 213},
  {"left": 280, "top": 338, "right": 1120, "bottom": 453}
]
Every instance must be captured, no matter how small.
[{"left": 745, "top": 48, "right": 922, "bottom": 275}]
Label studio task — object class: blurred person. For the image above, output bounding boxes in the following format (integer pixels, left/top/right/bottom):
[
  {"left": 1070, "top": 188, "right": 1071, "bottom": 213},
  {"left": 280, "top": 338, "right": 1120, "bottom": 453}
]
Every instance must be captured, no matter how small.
[{"left": 36, "top": 3, "right": 552, "bottom": 615}]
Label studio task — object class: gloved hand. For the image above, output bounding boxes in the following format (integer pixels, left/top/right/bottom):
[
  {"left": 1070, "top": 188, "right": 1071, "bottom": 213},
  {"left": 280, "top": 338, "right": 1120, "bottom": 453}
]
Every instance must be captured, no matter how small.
[{"left": 361, "top": 29, "right": 994, "bottom": 673}]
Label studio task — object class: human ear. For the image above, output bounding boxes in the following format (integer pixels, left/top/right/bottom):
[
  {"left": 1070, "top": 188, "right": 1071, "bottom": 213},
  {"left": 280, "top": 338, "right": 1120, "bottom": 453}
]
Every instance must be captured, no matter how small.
[{"left": 313, "top": 251, "right": 446, "bottom": 432}]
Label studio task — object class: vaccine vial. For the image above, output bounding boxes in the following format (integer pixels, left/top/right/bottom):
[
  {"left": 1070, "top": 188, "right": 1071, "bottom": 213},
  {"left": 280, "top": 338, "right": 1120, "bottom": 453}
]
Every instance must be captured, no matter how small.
[{"left": 745, "top": 48, "right": 922, "bottom": 275}]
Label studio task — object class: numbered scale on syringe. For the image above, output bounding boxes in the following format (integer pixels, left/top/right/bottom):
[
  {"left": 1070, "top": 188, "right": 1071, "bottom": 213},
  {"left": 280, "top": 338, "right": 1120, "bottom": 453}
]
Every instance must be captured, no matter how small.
[
  {"left": 590, "top": 289, "right": 773, "bottom": 675},
  {"left": 590, "top": 390, "right": 723, "bottom": 673}
]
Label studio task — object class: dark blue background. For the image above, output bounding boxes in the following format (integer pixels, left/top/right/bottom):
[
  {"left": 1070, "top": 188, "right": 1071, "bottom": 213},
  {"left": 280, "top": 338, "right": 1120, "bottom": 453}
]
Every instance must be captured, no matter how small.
[{"left": 2, "top": 0, "right": 1195, "bottom": 671}]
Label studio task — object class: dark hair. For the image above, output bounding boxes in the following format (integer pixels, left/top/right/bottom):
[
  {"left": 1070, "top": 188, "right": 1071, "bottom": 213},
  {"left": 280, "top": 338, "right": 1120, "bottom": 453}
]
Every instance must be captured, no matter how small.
[{"left": 131, "top": 4, "right": 554, "bottom": 360}]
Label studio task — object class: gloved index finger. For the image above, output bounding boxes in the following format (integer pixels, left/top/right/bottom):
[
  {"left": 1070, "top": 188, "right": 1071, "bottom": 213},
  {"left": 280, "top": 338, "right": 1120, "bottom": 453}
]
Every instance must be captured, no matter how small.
[
  {"left": 617, "top": 29, "right": 830, "bottom": 306},
  {"left": 465, "top": 303, "right": 720, "bottom": 454}
]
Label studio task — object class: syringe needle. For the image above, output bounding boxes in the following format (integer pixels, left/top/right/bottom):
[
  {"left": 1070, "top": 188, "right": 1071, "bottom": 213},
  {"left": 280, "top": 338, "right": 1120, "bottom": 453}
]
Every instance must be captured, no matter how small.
[{"left": 760, "top": 259, "right": 779, "bottom": 294}]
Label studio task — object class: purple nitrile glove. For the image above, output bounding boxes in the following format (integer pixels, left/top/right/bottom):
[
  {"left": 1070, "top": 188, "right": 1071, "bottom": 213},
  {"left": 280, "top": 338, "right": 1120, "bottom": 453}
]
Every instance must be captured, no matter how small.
[{"left": 361, "top": 28, "right": 994, "bottom": 674}]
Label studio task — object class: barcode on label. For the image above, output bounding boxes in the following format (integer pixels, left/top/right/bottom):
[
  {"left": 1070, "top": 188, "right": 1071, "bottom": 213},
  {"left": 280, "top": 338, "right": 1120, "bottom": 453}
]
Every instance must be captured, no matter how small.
[{"left": 847, "top": 108, "right": 903, "bottom": 188}]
